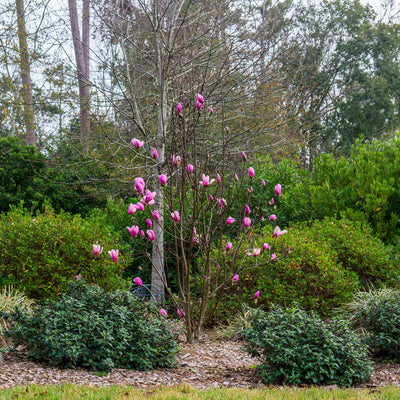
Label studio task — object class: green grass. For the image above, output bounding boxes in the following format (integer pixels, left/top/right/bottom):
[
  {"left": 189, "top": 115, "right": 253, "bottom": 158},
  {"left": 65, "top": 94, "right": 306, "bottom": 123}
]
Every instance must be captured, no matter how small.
[{"left": 0, "top": 385, "right": 400, "bottom": 400}]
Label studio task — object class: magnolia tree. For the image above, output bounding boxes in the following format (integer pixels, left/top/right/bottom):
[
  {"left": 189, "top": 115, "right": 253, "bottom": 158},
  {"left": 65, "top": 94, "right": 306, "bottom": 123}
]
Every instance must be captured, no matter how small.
[{"left": 115, "top": 94, "right": 287, "bottom": 344}]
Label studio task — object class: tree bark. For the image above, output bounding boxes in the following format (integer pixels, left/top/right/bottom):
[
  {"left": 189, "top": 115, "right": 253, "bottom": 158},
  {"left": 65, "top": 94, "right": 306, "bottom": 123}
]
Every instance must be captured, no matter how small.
[
  {"left": 68, "top": 0, "right": 90, "bottom": 149},
  {"left": 16, "top": 0, "right": 36, "bottom": 147}
]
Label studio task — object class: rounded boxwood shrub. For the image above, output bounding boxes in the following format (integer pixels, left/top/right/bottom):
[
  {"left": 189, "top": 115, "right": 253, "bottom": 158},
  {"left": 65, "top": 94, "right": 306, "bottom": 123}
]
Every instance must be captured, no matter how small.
[
  {"left": 7, "top": 280, "right": 179, "bottom": 372},
  {"left": 0, "top": 204, "right": 130, "bottom": 300},
  {"left": 245, "top": 305, "right": 373, "bottom": 387}
]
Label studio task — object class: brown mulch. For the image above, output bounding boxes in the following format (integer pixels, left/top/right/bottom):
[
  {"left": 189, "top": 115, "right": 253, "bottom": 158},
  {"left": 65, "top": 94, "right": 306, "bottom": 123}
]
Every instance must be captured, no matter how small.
[{"left": 0, "top": 331, "right": 399, "bottom": 389}]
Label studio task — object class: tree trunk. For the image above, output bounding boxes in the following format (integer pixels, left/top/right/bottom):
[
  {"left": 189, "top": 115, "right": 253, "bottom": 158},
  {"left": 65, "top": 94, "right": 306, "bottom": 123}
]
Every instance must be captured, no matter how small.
[
  {"left": 16, "top": 0, "right": 36, "bottom": 147},
  {"left": 68, "top": 0, "right": 90, "bottom": 149}
]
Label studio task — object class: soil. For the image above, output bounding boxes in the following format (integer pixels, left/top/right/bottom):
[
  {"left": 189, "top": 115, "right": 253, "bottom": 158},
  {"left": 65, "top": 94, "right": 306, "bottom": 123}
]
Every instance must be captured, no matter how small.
[{"left": 0, "top": 330, "right": 399, "bottom": 389}]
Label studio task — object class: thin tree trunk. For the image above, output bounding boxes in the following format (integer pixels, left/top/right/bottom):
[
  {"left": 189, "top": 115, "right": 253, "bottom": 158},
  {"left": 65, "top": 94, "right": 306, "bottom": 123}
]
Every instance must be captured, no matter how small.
[
  {"left": 68, "top": 0, "right": 90, "bottom": 149},
  {"left": 16, "top": 0, "right": 36, "bottom": 147}
]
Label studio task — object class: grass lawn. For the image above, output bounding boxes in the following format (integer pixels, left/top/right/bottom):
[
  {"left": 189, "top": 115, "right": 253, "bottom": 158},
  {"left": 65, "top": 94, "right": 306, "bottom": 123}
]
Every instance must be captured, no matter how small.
[{"left": 0, "top": 385, "right": 400, "bottom": 400}]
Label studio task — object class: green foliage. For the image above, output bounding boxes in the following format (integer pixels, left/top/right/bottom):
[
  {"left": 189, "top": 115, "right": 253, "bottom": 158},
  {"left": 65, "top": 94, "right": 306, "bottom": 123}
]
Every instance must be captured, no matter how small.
[
  {"left": 340, "top": 289, "right": 400, "bottom": 359},
  {"left": 7, "top": 280, "right": 179, "bottom": 372},
  {"left": 245, "top": 305, "right": 373, "bottom": 387},
  {"left": 0, "top": 204, "right": 129, "bottom": 300}
]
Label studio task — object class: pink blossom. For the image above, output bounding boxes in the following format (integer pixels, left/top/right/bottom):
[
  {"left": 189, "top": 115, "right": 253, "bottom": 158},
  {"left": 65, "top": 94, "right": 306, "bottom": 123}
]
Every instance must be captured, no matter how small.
[
  {"left": 160, "top": 308, "right": 167, "bottom": 317},
  {"left": 171, "top": 211, "right": 180, "bottom": 222},
  {"left": 146, "top": 219, "right": 152, "bottom": 229},
  {"left": 209, "top": 107, "right": 213, "bottom": 114},
  {"left": 127, "top": 225, "right": 140, "bottom": 237},
  {"left": 152, "top": 210, "right": 160, "bottom": 220},
  {"left": 140, "top": 230, "right": 145, "bottom": 238},
  {"left": 172, "top": 155, "right": 181, "bottom": 166},
  {"left": 197, "top": 93, "right": 204, "bottom": 104},
  {"left": 263, "top": 243, "right": 270, "bottom": 251},
  {"left": 134, "top": 277, "right": 143, "bottom": 287},
  {"left": 245, "top": 204, "right": 250, "bottom": 214},
  {"left": 142, "top": 189, "right": 156, "bottom": 205},
  {"left": 128, "top": 203, "right": 136, "bottom": 214},
  {"left": 135, "top": 202, "right": 144, "bottom": 211},
  {"left": 270, "top": 253, "right": 276, "bottom": 261},
  {"left": 134, "top": 177, "right": 145, "bottom": 194},
  {"left": 188, "top": 164, "right": 194, "bottom": 173},
  {"left": 225, "top": 126, "right": 229, "bottom": 132},
  {"left": 249, "top": 186, "right": 253, "bottom": 193},
  {"left": 262, "top": 179, "right": 266, "bottom": 187},
  {"left": 226, "top": 242, "right": 232, "bottom": 252},
  {"left": 159, "top": 174, "right": 167, "bottom": 185},
  {"left": 177, "top": 102, "right": 182, "bottom": 113},
  {"left": 217, "top": 198, "right": 227, "bottom": 208},
  {"left": 273, "top": 226, "right": 288, "bottom": 237},
  {"left": 147, "top": 229, "right": 155, "bottom": 241},
  {"left": 196, "top": 100, "right": 202, "bottom": 110},
  {"left": 177, "top": 308, "right": 185, "bottom": 317},
  {"left": 233, "top": 274, "right": 239, "bottom": 282},
  {"left": 93, "top": 244, "right": 103, "bottom": 255},
  {"left": 234, "top": 173, "right": 239, "bottom": 181},
  {"left": 216, "top": 263, "right": 221, "bottom": 269},
  {"left": 131, "top": 138, "right": 144, "bottom": 148},
  {"left": 216, "top": 173, "right": 221, "bottom": 183},
  {"left": 203, "top": 275, "right": 208, "bottom": 279},
  {"left": 199, "top": 174, "right": 216, "bottom": 187},
  {"left": 209, "top": 194, "right": 214, "bottom": 202},
  {"left": 152, "top": 148, "right": 158, "bottom": 158},
  {"left": 269, "top": 214, "right": 277, "bottom": 222},
  {"left": 254, "top": 291, "right": 260, "bottom": 304},
  {"left": 108, "top": 249, "right": 118, "bottom": 261},
  {"left": 242, "top": 151, "right": 247, "bottom": 161},
  {"left": 193, "top": 227, "right": 200, "bottom": 243},
  {"left": 226, "top": 216, "right": 236, "bottom": 224},
  {"left": 270, "top": 198, "right": 274, "bottom": 205},
  {"left": 75, "top": 274, "right": 82, "bottom": 280},
  {"left": 154, "top": 100, "right": 158, "bottom": 106},
  {"left": 244, "top": 217, "right": 251, "bottom": 227},
  {"left": 248, "top": 167, "right": 255, "bottom": 178},
  {"left": 275, "top": 184, "right": 282, "bottom": 196},
  {"left": 249, "top": 248, "right": 261, "bottom": 256}
]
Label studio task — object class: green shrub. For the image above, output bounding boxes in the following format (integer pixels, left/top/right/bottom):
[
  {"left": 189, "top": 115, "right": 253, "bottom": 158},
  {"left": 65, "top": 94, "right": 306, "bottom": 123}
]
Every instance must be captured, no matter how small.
[
  {"left": 0, "top": 204, "right": 129, "bottom": 300},
  {"left": 340, "top": 288, "right": 400, "bottom": 359},
  {"left": 7, "top": 280, "right": 179, "bottom": 372},
  {"left": 245, "top": 305, "right": 373, "bottom": 387}
]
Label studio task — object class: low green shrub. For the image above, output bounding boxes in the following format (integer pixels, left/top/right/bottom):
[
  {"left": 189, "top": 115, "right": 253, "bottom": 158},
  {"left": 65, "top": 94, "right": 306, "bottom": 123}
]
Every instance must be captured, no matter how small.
[
  {"left": 7, "top": 280, "right": 179, "bottom": 372},
  {"left": 245, "top": 305, "right": 373, "bottom": 387},
  {"left": 0, "top": 204, "right": 129, "bottom": 300},
  {"left": 340, "top": 288, "right": 400, "bottom": 359}
]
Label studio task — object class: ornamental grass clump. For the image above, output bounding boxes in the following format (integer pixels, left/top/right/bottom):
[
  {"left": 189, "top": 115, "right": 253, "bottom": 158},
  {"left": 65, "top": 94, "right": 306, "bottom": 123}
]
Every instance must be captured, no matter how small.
[
  {"left": 245, "top": 305, "right": 373, "bottom": 387},
  {"left": 7, "top": 279, "right": 179, "bottom": 372}
]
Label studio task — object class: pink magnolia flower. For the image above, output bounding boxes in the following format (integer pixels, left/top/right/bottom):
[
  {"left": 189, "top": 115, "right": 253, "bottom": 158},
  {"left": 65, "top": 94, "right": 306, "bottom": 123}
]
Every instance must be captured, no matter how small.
[
  {"left": 199, "top": 174, "right": 216, "bottom": 187},
  {"left": 131, "top": 138, "right": 144, "bottom": 148},
  {"left": 171, "top": 211, "right": 180, "bottom": 222},
  {"left": 152, "top": 148, "right": 158, "bottom": 158},
  {"left": 275, "top": 184, "right": 282, "bottom": 196},
  {"left": 193, "top": 227, "right": 200, "bottom": 243},
  {"left": 108, "top": 249, "right": 118, "bottom": 261},
  {"left": 248, "top": 167, "right": 255, "bottom": 178},
  {"left": 269, "top": 214, "right": 277, "bottom": 222},
  {"left": 216, "top": 173, "right": 221, "bottom": 183},
  {"left": 197, "top": 93, "right": 204, "bottom": 104},
  {"left": 233, "top": 274, "right": 239, "bottom": 282},
  {"left": 196, "top": 100, "right": 202, "bottom": 110},
  {"left": 188, "top": 164, "right": 194, "bottom": 173},
  {"left": 242, "top": 151, "right": 247, "bottom": 161},
  {"left": 244, "top": 217, "right": 251, "bottom": 227},
  {"left": 270, "top": 198, "right": 274, "bottom": 205},
  {"left": 245, "top": 204, "right": 250, "bottom": 214},
  {"left": 226, "top": 242, "right": 232, "bottom": 251},
  {"left": 147, "top": 229, "right": 155, "bottom": 241},
  {"left": 134, "top": 177, "right": 145, "bottom": 194},
  {"left": 152, "top": 210, "right": 160, "bottom": 220},
  {"left": 249, "top": 186, "right": 253, "bottom": 193},
  {"left": 177, "top": 102, "right": 182, "bottom": 113},
  {"left": 159, "top": 174, "right": 167, "bottom": 185},
  {"left": 177, "top": 308, "right": 185, "bottom": 317},
  {"left": 75, "top": 273, "right": 82, "bottom": 280},
  {"left": 160, "top": 308, "right": 167, "bottom": 317},
  {"left": 226, "top": 216, "right": 236, "bottom": 224},
  {"left": 254, "top": 290, "right": 260, "bottom": 304},
  {"left": 93, "top": 244, "right": 103, "bottom": 255},
  {"left": 146, "top": 219, "right": 152, "bottom": 229},
  {"left": 133, "top": 277, "right": 143, "bottom": 287},
  {"left": 273, "top": 226, "right": 288, "bottom": 237},
  {"left": 135, "top": 202, "right": 144, "bottom": 211},
  {"left": 154, "top": 100, "right": 158, "bottom": 106},
  {"left": 203, "top": 275, "right": 208, "bottom": 279},
  {"left": 217, "top": 198, "right": 227, "bottom": 208},
  {"left": 249, "top": 248, "right": 261, "bottom": 257},
  {"left": 127, "top": 225, "right": 140, "bottom": 237},
  {"left": 262, "top": 179, "right": 266, "bottom": 187},
  {"left": 209, "top": 107, "right": 213, "bottom": 114},
  {"left": 209, "top": 194, "right": 214, "bottom": 202},
  {"left": 234, "top": 173, "right": 239, "bottom": 181},
  {"left": 216, "top": 263, "right": 221, "bottom": 269},
  {"left": 128, "top": 203, "right": 136, "bottom": 214},
  {"left": 270, "top": 253, "right": 276, "bottom": 261},
  {"left": 142, "top": 189, "right": 156, "bottom": 205},
  {"left": 172, "top": 155, "right": 181, "bottom": 166},
  {"left": 263, "top": 243, "right": 270, "bottom": 251},
  {"left": 140, "top": 230, "right": 145, "bottom": 238}
]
